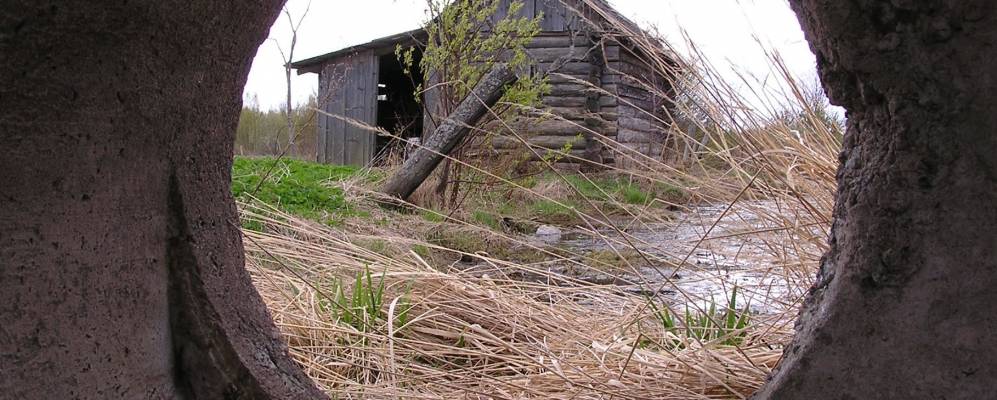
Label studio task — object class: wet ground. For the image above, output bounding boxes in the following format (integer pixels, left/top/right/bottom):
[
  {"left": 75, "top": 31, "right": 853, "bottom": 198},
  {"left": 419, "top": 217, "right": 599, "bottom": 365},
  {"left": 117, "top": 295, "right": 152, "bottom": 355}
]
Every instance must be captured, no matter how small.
[{"left": 460, "top": 202, "right": 819, "bottom": 315}]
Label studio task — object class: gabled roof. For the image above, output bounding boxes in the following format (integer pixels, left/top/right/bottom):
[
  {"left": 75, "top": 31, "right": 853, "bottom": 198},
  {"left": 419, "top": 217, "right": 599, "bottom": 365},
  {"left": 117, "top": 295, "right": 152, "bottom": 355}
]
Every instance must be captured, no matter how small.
[
  {"left": 291, "top": 28, "right": 427, "bottom": 74},
  {"left": 577, "top": 0, "right": 646, "bottom": 37},
  {"left": 291, "top": 0, "right": 674, "bottom": 74}
]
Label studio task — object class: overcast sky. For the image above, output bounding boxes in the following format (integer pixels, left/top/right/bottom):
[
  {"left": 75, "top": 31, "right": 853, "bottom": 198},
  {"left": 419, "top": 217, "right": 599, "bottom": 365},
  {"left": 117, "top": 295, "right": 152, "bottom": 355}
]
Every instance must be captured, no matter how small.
[{"left": 244, "top": 0, "right": 816, "bottom": 110}]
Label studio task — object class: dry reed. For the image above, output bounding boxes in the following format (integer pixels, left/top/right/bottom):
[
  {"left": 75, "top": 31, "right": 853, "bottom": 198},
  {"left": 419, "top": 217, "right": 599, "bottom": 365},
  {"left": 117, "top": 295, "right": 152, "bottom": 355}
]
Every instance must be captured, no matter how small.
[{"left": 242, "top": 11, "right": 842, "bottom": 399}]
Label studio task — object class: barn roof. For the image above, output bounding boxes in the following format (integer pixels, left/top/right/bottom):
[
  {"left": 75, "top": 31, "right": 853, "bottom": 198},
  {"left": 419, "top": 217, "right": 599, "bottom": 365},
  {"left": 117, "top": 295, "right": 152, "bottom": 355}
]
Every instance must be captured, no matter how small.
[
  {"left": 579, "top": 0, "right": 647, "bottom": 38},
  {"left": 292, "top": 28, "right": 427, "bottom": 74},
  {"left": 291, "top": 0, "right": 676, "bottom": 74}
]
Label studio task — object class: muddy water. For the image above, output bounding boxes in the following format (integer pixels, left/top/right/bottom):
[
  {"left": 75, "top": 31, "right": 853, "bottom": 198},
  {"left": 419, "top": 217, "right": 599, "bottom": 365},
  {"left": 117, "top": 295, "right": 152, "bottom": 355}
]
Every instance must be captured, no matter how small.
[
  {"left": 457, "top": 202, "right": 817, "bottom": 315},
  {"left": 556, "top": 202, "right": 813, "bottom": 315}
]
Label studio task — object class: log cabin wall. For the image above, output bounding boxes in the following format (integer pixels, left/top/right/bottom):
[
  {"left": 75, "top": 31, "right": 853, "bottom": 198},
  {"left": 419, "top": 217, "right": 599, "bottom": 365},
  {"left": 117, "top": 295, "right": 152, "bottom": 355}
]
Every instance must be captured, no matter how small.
[
  {"left": 490, "top": 33, "right": 673, "bottom": 168},
  {"left": 489, "top": 33, "right": 611, "bottom": 164},
  {"left": 604, "top": 44, "right": 673, "bottom": 168},
  {"left": 478, "top": 1, "right": 676, "bottom": 168}
]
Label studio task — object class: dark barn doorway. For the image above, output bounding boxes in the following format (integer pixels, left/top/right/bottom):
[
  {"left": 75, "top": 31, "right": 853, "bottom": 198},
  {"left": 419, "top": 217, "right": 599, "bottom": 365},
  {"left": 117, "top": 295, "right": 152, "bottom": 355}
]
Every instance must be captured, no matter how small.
[{"left": 374, "top": 50, "right": 424, "bottom": 164}]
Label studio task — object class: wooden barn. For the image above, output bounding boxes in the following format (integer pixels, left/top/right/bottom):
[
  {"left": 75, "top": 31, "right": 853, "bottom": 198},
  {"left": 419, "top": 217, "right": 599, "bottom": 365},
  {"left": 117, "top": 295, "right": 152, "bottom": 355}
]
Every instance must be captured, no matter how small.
[{"left": 291, "top": 0, "right": 680, "bottom": 167}]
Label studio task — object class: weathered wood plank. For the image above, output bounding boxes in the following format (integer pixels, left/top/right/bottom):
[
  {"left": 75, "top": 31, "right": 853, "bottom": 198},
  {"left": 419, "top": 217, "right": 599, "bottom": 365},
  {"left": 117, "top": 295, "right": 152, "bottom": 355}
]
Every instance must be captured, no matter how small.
[
  {"left": 605, "top": 83, "right": 654, "bottom": 102},
  {"left": 526, "top": 149, "right": 590, "bottom": 163},
  {"left": 327, "top": 62, "right": 349, "bottom": 164},
  {"left": 488, "top": 0, "right": 536, "bottom": 28},
  {"left": 601, "top": 72, "right": 646, "bottom": 86},
  {"left": 343, "top": 52, "right": 377, "bottom": 166},
  {"left": 539, "top": 61, "right": 594, "bottom": 75},
  {"left": 548, "top": 83, "right": 594, "bottom": 97},
  {"left": 526, "top": 34, "right": 594, "bottom": 49},
  {"left": 617, "top": 128, "right": 663, "bottom": 144},
  {"left": 536, "top": 0, "right": 576, "bottom": 31},
  {"left": 520, "top": 106, "right": 590, "bottom": 120},
  {"left": 542, "top": 95, "right": 588, "bottom": 108},
  {"left": 316, "top": 69, "right": 329, "bottom": 163},
  {"left": 491, "top": 134, "right": 587, "bottom": 150},
  {"left": 605, "top": 60, "right": 654, "bottom": 78},
  {"left": 619, "top": 116, "right": 660, "bottom": 133},
  {"left": 599, "top": 95, "right": 618, "bottom": 108},
  {"left": 602, "top": 44, "right": 623, "bottom": 62},
  {"left": 499, "top": 116, "right": 591, "bottom": 136},
  {"left": 599, "top": 110, "right": 619, "bottom": 121},
  {"left": 616, "top": 103, "right": 653, "bottom": 117},
  {"left": 614, "top": 96, "right": 656, "bottom": 113},
  {"left": 582, "top": 36, "right": 606, "bottom": 170},
  {"left": 526, "top": 46, "right": 591, "bottom": 63},
  {"left": 615, "top": 142, "right": 665, "bottom": 157}
]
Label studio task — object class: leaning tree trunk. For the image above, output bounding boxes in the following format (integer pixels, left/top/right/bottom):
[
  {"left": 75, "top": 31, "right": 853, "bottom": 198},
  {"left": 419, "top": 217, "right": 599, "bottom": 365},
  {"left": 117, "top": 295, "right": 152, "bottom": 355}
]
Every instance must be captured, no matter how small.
[
  {"left": 380, "top": 63, "right": 517, "bottom": 201},
  {"left": 0, "top": 1, "right": 325, "bottom": 399},
  {"left": 756, "top": 2, "right": 997, "bottom": 398}
]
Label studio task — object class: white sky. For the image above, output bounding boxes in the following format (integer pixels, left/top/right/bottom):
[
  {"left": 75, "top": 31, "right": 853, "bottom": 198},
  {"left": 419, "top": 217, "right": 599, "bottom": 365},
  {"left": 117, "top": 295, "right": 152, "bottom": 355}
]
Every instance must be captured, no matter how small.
[{"left": 244, "top": 0, "right": 817, "bottom": 110}]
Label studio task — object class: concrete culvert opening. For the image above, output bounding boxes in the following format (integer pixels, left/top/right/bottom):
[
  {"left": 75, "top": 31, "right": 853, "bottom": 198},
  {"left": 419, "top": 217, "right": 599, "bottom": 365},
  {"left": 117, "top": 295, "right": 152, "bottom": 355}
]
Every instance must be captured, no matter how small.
[
  {"left": 1, "top": 1, "right": 327, "bottom": 399},
  {"left": 4, "top": 0, "right": 997, "bottom": 399}
]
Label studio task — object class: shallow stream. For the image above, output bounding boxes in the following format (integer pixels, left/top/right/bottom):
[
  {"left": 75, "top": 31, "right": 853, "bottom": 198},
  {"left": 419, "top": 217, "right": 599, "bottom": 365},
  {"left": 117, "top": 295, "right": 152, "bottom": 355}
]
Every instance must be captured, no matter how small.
[{"left": 461, "top": 202, "right": 817, "bottom": 315}]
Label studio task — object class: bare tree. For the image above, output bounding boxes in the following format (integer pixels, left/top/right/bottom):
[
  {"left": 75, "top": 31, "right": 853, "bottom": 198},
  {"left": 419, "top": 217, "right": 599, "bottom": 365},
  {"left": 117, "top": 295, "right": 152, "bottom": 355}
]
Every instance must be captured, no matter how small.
[{"left": 272, "top": 1, "right": 312, "bottom": 156}]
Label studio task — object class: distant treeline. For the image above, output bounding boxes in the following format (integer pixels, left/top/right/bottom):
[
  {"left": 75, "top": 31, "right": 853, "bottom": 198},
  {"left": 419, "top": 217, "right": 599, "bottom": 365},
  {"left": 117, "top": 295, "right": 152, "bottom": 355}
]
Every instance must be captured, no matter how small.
[{"left": 236, "top": 94, "right": 318, "bottom": 160}]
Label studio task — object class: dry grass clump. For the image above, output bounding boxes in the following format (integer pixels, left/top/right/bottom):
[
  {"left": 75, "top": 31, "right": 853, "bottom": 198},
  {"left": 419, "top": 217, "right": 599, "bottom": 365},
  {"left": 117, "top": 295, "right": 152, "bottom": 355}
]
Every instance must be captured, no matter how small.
[{"left": 244, "top": 203, "right": 787, "bottom": 399}]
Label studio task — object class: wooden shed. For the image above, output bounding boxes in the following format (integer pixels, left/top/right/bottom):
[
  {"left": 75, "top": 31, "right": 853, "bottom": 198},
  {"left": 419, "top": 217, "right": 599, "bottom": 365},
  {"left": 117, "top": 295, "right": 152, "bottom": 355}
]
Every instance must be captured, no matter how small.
[{"left": 292, "top": 0, "right": 680, "bottom": 167}]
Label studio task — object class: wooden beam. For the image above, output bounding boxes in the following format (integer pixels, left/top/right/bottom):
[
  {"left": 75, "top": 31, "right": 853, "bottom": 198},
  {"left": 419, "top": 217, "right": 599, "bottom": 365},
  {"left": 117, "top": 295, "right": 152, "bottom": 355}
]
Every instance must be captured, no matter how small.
[{"left": 379, "top": 63, "right": 517, "bottom": 200}]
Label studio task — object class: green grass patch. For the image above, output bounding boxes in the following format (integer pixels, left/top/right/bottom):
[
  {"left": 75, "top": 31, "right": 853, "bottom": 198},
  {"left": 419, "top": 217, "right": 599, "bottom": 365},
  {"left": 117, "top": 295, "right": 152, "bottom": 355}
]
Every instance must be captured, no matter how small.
[
  {"left": 412, "top": 244, "right": 431, "bottom": 259},
  {"left": 420, "top": 209, "right": 446, "bottom": 223},
  {"left": 620, "top": 184, "right": 652, "bottom": 205},
  {"left": 654, "top": 182, "right": 689, "bottom": 203},
  {"left": 231, "top": 156, "right": 360, "bottom": 224},
  {"left": 562, "top": 175, "right": 614, "bottom": 200},
  {"left": 561, "top": 175, "right": 657, "bottom": 206},
  {"left": 529, "top": 200, "right": 578, "bottom": 224},
  {"left": 317, "top": 266, "right": 413, "bottom": 335},
  {"left": 647, "top": 286, "right": 751, "bottom": 349},
  {"left": 428, "top": 230, "right": 489, "bottom": 256},
  {"left": 471, "top": 211, "right": 500, "bottom": 230}
]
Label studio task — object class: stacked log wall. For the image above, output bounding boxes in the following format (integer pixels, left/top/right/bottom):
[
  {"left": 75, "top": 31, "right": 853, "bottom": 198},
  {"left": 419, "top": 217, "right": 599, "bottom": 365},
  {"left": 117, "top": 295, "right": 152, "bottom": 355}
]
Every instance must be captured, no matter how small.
[
  {"left": 457, "top": 34, "right": 677, "bottom": 168},
  {"left": 601, "top": 44, "right": 673, "bottom": 167},
  {"left": 487, "top": 33, "right": 619, "bottom": 164}
]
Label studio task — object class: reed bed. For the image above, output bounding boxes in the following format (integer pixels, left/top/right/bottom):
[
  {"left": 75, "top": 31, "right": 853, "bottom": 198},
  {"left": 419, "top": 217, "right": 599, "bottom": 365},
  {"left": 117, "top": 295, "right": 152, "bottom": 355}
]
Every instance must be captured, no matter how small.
[{"left": 244, "top": 202, "right": 786, "bottom": 399}]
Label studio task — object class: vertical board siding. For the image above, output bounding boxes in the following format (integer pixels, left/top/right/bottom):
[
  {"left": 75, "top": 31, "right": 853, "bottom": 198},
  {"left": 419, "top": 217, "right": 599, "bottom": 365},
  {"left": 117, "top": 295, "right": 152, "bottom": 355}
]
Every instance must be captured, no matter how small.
[
  {"left": 316, "top": 71, "right": 328, "bottom": 163},
  {"left": 325, "top": 62, "right": 347, "bottom": 164},
  {"left": 536, "top": 0, "right": 577, "bottom": 31},
  {"left": 368, "top": 53, "right": 380, "bottom": 163},
  {"left": 344, "top": 52, "right": 375, "bottom": 166},
  {"left": 489, "top": 0, "right": 537, "bottom": 28},
  {"left": 317, "top": 52, "right": 379, "bottom": 166},
  {"left": 345, "top": 54, "right": 362, "bottom": 165}
]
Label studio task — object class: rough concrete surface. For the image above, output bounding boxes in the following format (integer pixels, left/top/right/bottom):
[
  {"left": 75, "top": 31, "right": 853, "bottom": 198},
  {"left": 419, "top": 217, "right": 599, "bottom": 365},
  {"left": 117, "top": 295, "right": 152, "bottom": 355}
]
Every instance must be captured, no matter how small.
[
  {"left": 0, "top": 1, "right": 326, "bottom": 398},
  {"left": 3, "top": 1, "right": 997, "bottom": 399},
  {"left": 755, "top": 2, "right": 997, "bottom": 398}
]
